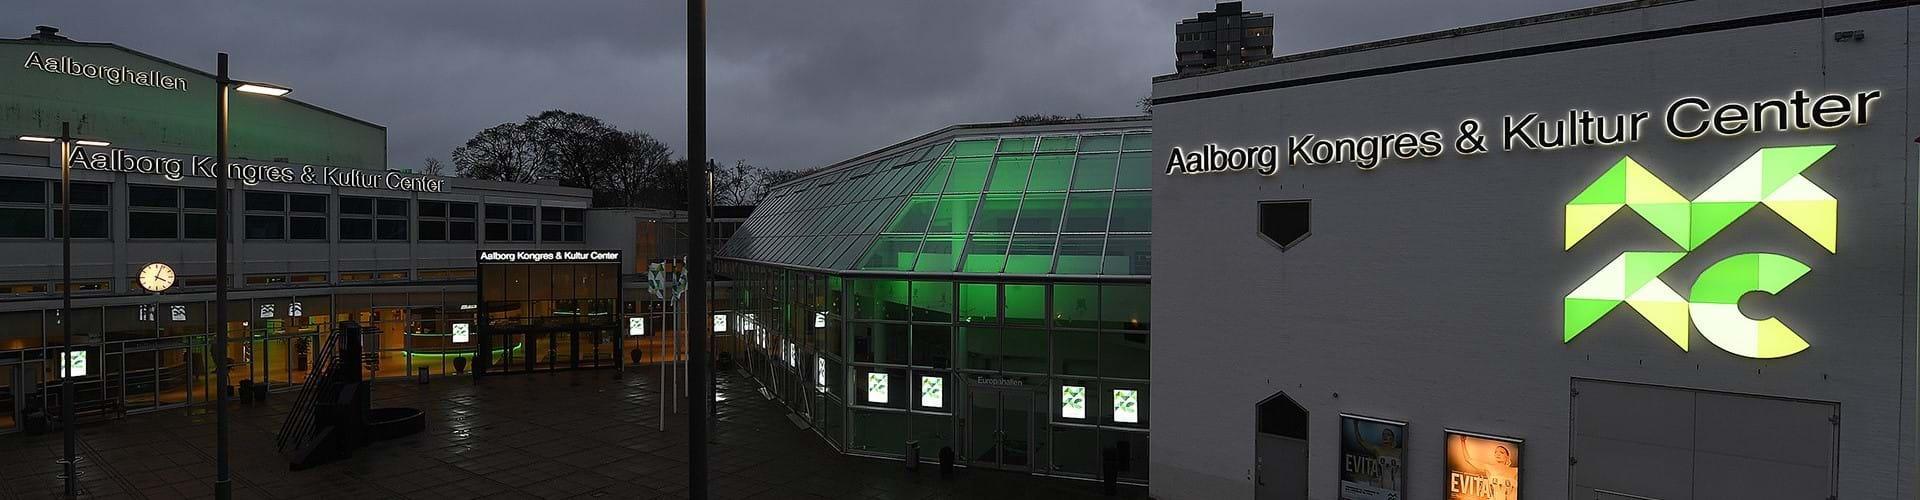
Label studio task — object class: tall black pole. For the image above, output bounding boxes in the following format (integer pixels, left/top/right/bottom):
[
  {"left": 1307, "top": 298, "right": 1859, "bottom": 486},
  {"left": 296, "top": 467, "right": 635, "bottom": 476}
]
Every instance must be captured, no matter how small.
[
  {"left": 687, "top": 0, "right": 710, "bottom": 497},
  {"left": 213, "top": 52, "right": 233, "bottom": 500},
  {"left": 59, "top": 121, "right": 75, "bottom": 498}
]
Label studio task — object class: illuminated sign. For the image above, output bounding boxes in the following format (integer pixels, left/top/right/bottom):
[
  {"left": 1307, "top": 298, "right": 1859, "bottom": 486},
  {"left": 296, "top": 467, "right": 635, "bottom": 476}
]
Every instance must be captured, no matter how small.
[
  {"left": 451, "top": 323, "right": 470, "bottom": 343},
  {"left": 866, "top": 373, "right": 889, "bottom": 404},
  {"left": 22, "top": 51, "right": 188, "bottom": 91},
  {"left": 59, "top": 351, "right": 88, "bottom": 378},
  {"left": 1564, "top": 145, "right": 1835, "bottom": 358},
  {"left": 920, "top": 376, "right": 944, "bottom": 408},
  {"left": 288, "top": 301, "right": 303, "bottom": 317},
  {"left": 814, "top": 312, "right": 827, "bottom": 328},
  {"left": 170, "top": 305, "right": 188, "bottom": 321},
  {"left": 713, "top": 314, "right": 728, "bottom": 333},
  {"left": 1171, "top": 89, "right": 1878, "bottom": 174},
  {"left": 477, "top": 250, "right": 621, "bottom": 263},
  {"left": 815, "top": 357, "right": 827, "bottom": 390},
  {"left": 67, "top": 146, "right": 444, "bottom": 193},
  {"left": 1060, "top": 385, "right": 1087, "bottom": 419},
  {"left": 742, "top": 313, "right": 758, "bottom": 331},
  {"left": 1113, "top": 389, "right": 1140, "bottom": 424},
  {"left": 1339, "top": 414, "right": 1406, "bottom": 500},
  {"left": 259, "top": 304, "right": 276, "bottom": 319},
  {"left": 1445, "top": 431, "right": 1520, "bottom": 500},
  {"left": 628, "top": 317, "right": 645, "bottom": 336}
]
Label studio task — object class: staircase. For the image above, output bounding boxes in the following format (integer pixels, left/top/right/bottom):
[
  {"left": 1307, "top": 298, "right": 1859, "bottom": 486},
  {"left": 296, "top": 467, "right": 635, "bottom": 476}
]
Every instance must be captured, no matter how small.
[{"left": 275, "top": 322, "right": 369, "bottom": 470}]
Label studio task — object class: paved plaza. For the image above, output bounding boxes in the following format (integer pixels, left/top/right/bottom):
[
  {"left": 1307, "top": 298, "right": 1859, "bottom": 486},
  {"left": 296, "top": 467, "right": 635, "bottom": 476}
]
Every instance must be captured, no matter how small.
[{"left": 0, "top": 368, "right": 1147, "bottom": 499}]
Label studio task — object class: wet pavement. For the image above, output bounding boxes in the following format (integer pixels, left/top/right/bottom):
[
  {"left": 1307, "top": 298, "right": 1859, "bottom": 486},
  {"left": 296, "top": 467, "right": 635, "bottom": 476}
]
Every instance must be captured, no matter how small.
[{"left": 0, "top": 367, "right": 1148, "bottom": 499}]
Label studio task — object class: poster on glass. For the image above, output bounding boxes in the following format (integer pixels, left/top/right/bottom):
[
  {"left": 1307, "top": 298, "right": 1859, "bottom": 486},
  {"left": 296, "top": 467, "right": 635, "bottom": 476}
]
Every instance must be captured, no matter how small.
[
  {"left": 1445, "top": 430, "right": 1521, "bottom": 500},
  {"left": 1337, "top": 414, "right": 1407, "bottom": 500}
]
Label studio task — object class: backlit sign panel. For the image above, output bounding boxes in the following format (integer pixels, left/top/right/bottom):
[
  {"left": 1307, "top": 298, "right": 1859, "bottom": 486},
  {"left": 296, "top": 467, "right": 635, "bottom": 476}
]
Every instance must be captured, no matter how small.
[
  {"left": 1445, "top": 431, "right": 1521, "bottom": 500},
  {"left": 866, "top": 373, "right": 889, "bottom": 404},
  {"left": 1339, "top": 415, "right": 1407, "bottom": 500}
]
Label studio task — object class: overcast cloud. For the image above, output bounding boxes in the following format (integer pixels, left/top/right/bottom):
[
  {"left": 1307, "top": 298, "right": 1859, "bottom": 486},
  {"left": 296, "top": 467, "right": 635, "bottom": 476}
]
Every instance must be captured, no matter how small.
[{"left": 13, "top": 0, "right": 1605, "bottom": 172}]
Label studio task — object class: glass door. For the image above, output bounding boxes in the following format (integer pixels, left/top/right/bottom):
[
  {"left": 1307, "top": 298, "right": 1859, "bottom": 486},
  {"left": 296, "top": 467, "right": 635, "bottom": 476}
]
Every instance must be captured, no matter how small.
[{"left": 967, "top": 388, "right": 1035, "bottom": 471}]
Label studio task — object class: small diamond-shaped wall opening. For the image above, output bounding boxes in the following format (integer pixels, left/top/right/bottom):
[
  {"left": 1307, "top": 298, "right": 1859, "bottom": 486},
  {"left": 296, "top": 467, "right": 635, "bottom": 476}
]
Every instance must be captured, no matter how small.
[{"left": 1259, "top": 200, "right": 1310, "bottom": 250}]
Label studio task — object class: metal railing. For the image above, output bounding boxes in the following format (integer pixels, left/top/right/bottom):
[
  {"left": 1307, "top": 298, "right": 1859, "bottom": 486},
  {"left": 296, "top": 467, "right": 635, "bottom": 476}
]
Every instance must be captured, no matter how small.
[{"left": 274, "top": 330, "right": 342, "bottom": 452}]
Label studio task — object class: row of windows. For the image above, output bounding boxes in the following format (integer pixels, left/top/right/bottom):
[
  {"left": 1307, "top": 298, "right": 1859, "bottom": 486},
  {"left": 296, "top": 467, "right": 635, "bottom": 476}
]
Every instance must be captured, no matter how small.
[{"left": 0, "top": 179, "right": 586, "bottom": 242}]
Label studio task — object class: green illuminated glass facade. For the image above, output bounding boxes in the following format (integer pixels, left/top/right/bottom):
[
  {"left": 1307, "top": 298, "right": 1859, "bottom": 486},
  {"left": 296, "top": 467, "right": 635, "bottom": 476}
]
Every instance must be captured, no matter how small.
[{"left": 719, "top": 119, "right": 1151, "bottom": 482}]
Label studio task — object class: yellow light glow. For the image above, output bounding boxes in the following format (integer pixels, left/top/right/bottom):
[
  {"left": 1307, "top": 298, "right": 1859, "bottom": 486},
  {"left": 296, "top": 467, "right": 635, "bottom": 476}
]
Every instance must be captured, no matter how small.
[
  {"left": 16, "top": 136, "right": 56, "bottom": 143},
  {"left": 234, "top": 83, "right": 291, "bottom": 97}
]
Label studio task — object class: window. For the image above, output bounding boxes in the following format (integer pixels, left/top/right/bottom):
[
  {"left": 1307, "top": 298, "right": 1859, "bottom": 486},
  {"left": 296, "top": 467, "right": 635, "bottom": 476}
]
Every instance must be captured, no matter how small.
[
  {"left": 342, "top": 196, "right": 408, "bottom": 241},
  {"left": 129, "top": 185, "right": 184, "bottom": 239},
  {"left": 541, "top": 207, "right": 585, "bottom": 242},
  {"left": 418, "top": 200, "right": 476, "bottom": 242},
  {"left": 52, "top": 182, "right": 109, "bottom": 239},
  {"left": 487, "top": 204, "right": 535, "bottom": 242}
]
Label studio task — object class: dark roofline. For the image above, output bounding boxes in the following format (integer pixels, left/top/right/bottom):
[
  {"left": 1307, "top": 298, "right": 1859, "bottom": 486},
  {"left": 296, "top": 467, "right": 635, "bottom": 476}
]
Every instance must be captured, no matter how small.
[
  {"left": 1, "top": 36, "right": 389, "bottom": 132},
  {"left": 766, "top": 115, "right": 1151, "bottom": 191},
  {"left": 1155, "top": 0, "right": 1692, "bottom": 83}
]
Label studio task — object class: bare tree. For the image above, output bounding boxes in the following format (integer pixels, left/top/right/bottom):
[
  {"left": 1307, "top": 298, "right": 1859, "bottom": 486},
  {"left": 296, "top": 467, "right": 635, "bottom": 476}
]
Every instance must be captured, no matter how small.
[{"left": 421, "top": 157, "right": 445, "bottom": 176}]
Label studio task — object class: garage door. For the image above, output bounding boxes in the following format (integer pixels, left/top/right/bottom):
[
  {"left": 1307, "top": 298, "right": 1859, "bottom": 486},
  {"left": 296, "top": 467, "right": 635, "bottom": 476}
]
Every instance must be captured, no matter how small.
[{"left": 1570, "top": 378, "right": 1836, "bottom": 500}]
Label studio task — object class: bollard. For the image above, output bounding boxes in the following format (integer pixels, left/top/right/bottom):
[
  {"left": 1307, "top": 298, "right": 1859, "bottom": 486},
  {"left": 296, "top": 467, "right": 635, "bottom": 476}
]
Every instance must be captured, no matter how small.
[
  {"left": 238, "top": 379, "right": 255, "bottom": 404},
  {"left": 904, "top": 440, "right": 921, "bottom": 471},
  {"left": 418, "top": 367, "right": 430, "bottom": 385},
  {"left": 939, "top": 446, "right": 955, "bottom": 478}
]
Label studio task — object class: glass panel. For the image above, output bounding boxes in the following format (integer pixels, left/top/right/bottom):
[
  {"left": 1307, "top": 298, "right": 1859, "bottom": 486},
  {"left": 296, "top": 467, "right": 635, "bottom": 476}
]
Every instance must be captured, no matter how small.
[
  {"left": 958, "top": 235, "right": 1010, "bottom": 273},
  {"left": 1027, "top": 154, "right": 1074, "bottom": 191},
  {"left": 925, "top": 195, "right": 980, "bottom": 234},
  {"left": 1002, "top": 235, "right": 1056, "bottom": 274},
  {"left": 1061, "top": 191, "right": 1113, "bottom": 233},
  {"left": 1038, "top": 136, "right": 1078, "bottom": 152},
  {"left": 1056, "top": 330, "right": 1098, "bottom": 376},
  {"left": 1115, "top": 152, "right": 1153, "bottom": 190},
  {"left": 129, "top": 186, "right": 176, "bottom": 208},
  {"left": 996, "top": 137, "right": 1035, "bottom": 153},
  {"left": 911, "top": 325, "right": 950, "bottom": 367},
  {"left": 913, "top": 235, "right": 962, "bottom": 273},
  {"left": 958, "top": 327, "right": 998, "bottom": 371},
  {"left": 943, "top": 157, "right": 992, "bottom": 194},
  {"left": 910, "top": 281, "right": 952, "bottom": 323},
  {"left": 915, "top": 159, "right": 954, "bottom": 194},
  {"left": 1102, "top": 235, "right": 1151, "bottom": 276},
  {"left": 1121, "top": 132, "right": 1152, "bottom": 151},
  {"left": 957, "top": 283, "right": 998, "bottom": 323},
  {"left": 1108, "top": 191, "right": 1150, "bottom": 232},
  {"left": 852, "top": 279, "right": 911, "bottom": 321},
  {"left": 1070, "top": 153, "right": 1118, "bottom": 191},
  {"left": 885, "top": 195, "right": 939, "bottom": 233},
  {"left": 1078, "top": 134, "right": 1123, "bottom": 152},
  {"left": 1101, "top": 285, "right": 1150, "bottom": 331},
  {"left": 985, "top": 156, "right": 1032, "bottom": 192},
  {"left": 1003, "top": 285, "right": 1046, "bottom": 327},
  {"left": 1100, "top": 333, "right": 1150, "bottom": 379},
  {"left": 1054, "top": 235, "right": 1105, "bottom": 275},
  {"left": 972, "top": 194, "right": 1021, "bottom": 233},
  {"left": 858, "top": 235, "right": 922, "bottom": 271},
  {"left": 1001, "top": 328, "right": 1046, "bottom": 373},
  {"left": 948, "top": 139, "right": 998, "bottom": 157},
  {"left": 1053, "top": 284, "right": 1099, "bottom": 329},
  {"left": 1011, "top": 193, "right": 1065, "bottom": 233}
]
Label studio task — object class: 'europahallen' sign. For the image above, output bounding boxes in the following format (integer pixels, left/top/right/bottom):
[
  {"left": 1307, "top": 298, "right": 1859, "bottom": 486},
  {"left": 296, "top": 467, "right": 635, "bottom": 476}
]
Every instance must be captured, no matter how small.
[{"left": 66, "top": 146, "right": 446, "bottom": 193}]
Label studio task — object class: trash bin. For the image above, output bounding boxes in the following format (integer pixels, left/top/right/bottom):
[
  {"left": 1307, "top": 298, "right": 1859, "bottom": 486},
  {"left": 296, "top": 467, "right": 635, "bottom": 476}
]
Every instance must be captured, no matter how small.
[
  {"left": 239, "top": 379, "right": 255, "bottom": 404},
  {"left": 418, "top": 367, "right": 430, "bottom": 385},
  {"left": 904, "top": 440, "right": 921, "bottom": 471}
]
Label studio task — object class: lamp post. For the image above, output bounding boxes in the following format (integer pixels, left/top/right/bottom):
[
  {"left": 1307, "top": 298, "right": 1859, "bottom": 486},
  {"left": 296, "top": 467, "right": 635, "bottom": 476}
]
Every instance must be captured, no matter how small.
[
  {"left": 212, "top": 52, "right": 291, "bottom": 500},
  {"left": 687, "top": 0, "right": 711, "bottom": 497},
  {"left": 18, "top": 123, "right": 110, "bottom": 499}
]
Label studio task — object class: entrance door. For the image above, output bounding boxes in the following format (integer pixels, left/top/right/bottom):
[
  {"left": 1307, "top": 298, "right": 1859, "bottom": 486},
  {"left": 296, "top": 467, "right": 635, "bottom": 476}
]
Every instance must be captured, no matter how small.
[
  {"left": 968, "top": 389, "right": 1035, "bottom": 471},
  {"left": 0, "top": 364, "right": 19, "bottom": 433},
  {"left": 1255, "top": 391, "right": 1309, "bottom": 500}
]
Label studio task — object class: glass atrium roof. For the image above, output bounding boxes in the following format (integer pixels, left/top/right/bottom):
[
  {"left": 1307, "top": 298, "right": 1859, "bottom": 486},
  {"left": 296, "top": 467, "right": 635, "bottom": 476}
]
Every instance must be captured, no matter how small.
[{"left": 722, "top": 126, "right": 1152, "bottom": 277}]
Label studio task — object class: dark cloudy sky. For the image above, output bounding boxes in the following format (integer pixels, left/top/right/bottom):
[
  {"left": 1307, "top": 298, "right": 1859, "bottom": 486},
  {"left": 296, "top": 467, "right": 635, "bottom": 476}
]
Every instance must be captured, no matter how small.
[{"left": 15, "top": 0, "right": 1604, "bottom": 172}]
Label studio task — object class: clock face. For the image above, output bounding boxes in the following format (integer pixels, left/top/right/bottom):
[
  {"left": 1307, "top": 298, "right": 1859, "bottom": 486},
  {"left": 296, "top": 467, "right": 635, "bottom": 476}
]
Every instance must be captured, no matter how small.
[{"left": 138, "top": 262, "right": 175, "bottom": 293}]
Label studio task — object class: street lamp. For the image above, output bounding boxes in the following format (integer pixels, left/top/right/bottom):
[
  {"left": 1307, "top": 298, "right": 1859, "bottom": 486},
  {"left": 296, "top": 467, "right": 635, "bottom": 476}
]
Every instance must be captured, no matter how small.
[
  {"left": 18, "top": 122, "right": 109, "bottom": 499},
  {"left": 212, "top": 52, "right": 290, "bottom": 500}
]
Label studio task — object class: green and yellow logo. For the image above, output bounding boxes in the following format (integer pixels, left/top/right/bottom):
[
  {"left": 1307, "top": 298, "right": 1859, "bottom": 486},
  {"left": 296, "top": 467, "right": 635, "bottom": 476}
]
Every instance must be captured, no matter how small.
[{"left": 1563, "top": 145, "right": 1836, "bottom": 358}]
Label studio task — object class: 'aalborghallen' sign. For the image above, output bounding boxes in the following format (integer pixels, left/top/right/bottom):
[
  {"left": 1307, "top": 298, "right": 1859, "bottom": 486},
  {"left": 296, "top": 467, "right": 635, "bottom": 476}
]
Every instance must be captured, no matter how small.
[
  {"left": 1167, "top": 89, "right": 1880, "bottom": 175},
  {"left": 65, "top": 146, "right": 445, "bottom": 193}
]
